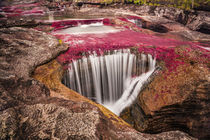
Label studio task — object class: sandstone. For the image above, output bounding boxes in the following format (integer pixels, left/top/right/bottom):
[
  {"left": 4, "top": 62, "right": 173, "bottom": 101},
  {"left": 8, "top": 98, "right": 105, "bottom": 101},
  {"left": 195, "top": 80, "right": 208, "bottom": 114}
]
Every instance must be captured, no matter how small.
[
  {"left": 0, "top": 27, "right": 67, "bottom": 79},
  {"left": 120, "top": 46, "right": 210, "bottom": 139},
  {"left": 32, "top": 57, "right": 197, "bottom": 140}
]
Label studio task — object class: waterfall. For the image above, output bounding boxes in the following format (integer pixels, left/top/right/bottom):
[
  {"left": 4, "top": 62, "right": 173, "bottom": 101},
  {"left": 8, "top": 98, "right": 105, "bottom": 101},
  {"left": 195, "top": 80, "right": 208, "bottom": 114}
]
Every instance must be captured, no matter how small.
[{"left": 62, "top": 49, "right": 156, "bottom": 115}]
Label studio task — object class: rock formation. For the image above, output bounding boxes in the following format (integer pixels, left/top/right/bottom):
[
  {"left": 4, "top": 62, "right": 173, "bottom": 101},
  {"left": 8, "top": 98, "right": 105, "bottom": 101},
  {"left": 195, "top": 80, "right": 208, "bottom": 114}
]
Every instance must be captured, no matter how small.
[
  {"left": 0, "top": 26, "right": 197, "bottom": 139},
  {"left": 50, "top": 16, "right": 209, "bottom": 140},
  {"left": 0, "top": 0, "right": 209, "bottom": 139},
  {"left": 120, "top": 46, "right": 210, "bottom": 139}
]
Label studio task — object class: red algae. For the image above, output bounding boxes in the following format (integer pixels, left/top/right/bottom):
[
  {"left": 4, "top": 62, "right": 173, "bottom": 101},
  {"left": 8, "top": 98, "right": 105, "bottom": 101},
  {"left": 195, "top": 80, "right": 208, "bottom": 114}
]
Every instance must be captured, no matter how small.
[
  {"left": 0, "top": 3, "right": 44, "bottom": 17},
  {"left": 49, "top": 18, "right": 209, "bottom": 72}
]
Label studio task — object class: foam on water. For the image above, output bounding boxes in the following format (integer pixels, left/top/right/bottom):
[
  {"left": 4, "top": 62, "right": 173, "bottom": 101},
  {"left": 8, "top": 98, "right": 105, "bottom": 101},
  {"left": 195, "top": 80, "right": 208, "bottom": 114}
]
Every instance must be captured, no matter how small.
[{"left": 55, "top": 22, "right": 121, "bottom": 35}]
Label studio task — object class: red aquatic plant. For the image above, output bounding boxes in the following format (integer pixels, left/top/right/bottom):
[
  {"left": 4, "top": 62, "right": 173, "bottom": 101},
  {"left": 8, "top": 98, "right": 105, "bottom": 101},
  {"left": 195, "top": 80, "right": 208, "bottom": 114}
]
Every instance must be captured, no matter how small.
[
  {"left": 49, "top": 18, "right": 209, "bottom": 72},
  {"left": 0, "top": 3, "right": 44, "bottom": 17}
]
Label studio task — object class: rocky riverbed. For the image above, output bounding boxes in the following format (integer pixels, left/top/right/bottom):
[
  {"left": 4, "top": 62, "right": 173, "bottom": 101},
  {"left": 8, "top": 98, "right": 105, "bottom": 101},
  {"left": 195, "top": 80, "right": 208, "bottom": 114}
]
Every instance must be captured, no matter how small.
[{"left": 0, "top": 0, "right": 209, "bottom": 139}]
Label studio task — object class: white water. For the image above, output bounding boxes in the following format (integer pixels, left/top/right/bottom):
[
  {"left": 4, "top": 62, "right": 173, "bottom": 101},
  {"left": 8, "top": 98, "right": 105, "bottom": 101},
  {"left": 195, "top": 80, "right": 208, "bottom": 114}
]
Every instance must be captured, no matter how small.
[
  {"left": 55, "top": 22, "right": 122, "bottom": 35},
  {"left": 63, "top": 49, "right": 156, "bottom": 115}
]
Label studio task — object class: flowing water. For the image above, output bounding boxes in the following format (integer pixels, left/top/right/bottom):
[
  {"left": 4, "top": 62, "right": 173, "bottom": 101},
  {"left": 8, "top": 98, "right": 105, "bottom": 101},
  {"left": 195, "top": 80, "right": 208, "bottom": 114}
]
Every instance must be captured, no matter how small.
[
  {"left": 62, "top": 49, "right": 156, "bottom": 115},
  {"left": 55, "top": 22, "right": 122, "bottom": 35}
]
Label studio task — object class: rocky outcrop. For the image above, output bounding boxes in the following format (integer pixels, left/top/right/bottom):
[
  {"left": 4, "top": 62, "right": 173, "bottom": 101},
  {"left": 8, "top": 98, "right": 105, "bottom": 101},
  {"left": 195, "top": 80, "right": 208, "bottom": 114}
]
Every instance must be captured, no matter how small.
[
  {"left": 70, "top": 9, "right": 209, "bottom": 42},
  {"left": 0, "top": 27, "right": 66, "bottom": 78},
  {"left": 1, "top": 0, "right": 209, "bottom": 36},
  {"left": 0, "top": 27, "right": 65, "bottom": 139},
  {"left": 0, "top": 26, "right": 197, "bottom": 139},
  {"left": 186, "top": 11, "right": 210, "bottom": 34},
  {"left": 49, "top": 16, "right": 209, "bottom": 139},
  {"left": 0, "top": 0, "right": 38, "bottom": 6},
  {"left": 0, "top": 27, "right": 67, "bottom": 115},
  {"left": 0, "top": 16, "right": 44, "bottom": 29},
  {"left": 65, "top": 4, "right": 210, "bottom": 36},
  {"left": 1, "top": 2, "right": 208, "bottom": 139},
  {"left": 133, "top": 15, "right": 210, "bottom": 43},
  {"left": 120, "top": 46, "right": 210, "bottom": 139},
  {"left": 134, "top": 6, "right": 210, "bottom": 35}
]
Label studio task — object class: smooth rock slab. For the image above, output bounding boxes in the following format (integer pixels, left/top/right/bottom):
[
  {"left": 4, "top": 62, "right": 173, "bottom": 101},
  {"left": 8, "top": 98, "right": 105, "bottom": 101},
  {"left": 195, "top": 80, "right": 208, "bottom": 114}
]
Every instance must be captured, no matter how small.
[
  {"left": 0, "top": 27, "right": 66, "bottom": 79},
  {"left": 120, "top": 46, "right": 210, "bottom": 139}
]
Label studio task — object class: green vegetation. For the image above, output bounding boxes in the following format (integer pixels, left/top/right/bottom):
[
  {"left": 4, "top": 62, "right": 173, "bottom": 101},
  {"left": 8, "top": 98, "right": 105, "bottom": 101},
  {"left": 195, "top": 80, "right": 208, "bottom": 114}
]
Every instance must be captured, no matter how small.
[{"left": 100, "top": 0, "right": 210, "bottom": 10}]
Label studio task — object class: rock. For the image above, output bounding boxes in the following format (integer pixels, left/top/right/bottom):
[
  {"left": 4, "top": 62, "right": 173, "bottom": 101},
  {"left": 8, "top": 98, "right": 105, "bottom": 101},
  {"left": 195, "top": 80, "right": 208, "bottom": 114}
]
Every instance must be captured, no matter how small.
[
  {"left": 138, "top": 6, "right": 210, "bottom": 35},
  {"left": 0, "top": 27, "right": 196, "bottom": 139},
  {"left": 152, "top": 6, "right": 186, "bottom": 23},
  {"left": 137, "top": 15, "right": 210, "bottom": 43},
  {"left": 186, "top": 11, "right": 210, "bottom": 34},
  {"left": 0, "top": 0, "right": 37, "bottom": 6},
  {"left": 0, "top": 0, "right": 51, "bottom": 27},
  {"left": 0, "top": 94, "right": 197, "bottom": 139},
  {"left": 0, "top": 27, "right": 67, "bottom": 79},
  {"left": 0, "top": 17, "right": 41, "bottom": 28},
  {"left": 65, "top": 4, "right": 210, "bottom": 37},
  {"left": 120, "top": 46, "right": 210, "bottom": 139},
  {"left": 32, "top": 59, "right": 196, "bottom": 140},
  {"left": 0, "top": 27, "right": 67, "bottom": 113},
  {"left": 0, "top": 27, "right": 66, "bottom": 139}
]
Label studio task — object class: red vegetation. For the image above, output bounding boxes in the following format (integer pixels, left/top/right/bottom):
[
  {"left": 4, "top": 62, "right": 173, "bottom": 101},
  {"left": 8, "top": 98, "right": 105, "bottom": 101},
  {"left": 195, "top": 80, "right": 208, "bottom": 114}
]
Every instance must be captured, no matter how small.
[
  {"left": 51, "top": 18, "right": 209, "bottom": 72},
  {"left": 0, "top": 3, "right": 44, "bottom": 17}
]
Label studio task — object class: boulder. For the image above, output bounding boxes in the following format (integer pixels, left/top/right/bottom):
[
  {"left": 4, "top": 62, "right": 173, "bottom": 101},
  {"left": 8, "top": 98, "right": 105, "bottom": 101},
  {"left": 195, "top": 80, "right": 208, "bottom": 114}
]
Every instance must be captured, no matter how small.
[
  {"left": 186, "top": 11, "right": 210, "bottom": 34},
  {"left": 0, "top": 27, "right": 66, "bottom": 79},
  {"left": 136, "top": 15, "right": 210, "bottom": 43}
]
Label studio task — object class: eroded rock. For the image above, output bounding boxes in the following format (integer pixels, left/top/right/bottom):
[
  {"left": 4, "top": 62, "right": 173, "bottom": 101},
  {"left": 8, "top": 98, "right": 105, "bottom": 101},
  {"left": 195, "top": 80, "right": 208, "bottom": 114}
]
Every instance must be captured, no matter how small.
[
  {"left": 120, "top": 46, "right": 210, "bottom": 139},
  {"left": 0, "top": 27, "right": 66, "bottom": 79},
  {"left": 0, "top": 26, "right": 196, "bottom": 139}
]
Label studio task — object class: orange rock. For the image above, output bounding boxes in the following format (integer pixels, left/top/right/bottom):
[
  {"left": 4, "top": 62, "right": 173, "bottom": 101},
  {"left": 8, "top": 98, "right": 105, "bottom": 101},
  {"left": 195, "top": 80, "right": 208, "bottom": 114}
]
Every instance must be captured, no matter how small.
[{"left": 33, "top": 60, "right": 130, "bottom": 127}]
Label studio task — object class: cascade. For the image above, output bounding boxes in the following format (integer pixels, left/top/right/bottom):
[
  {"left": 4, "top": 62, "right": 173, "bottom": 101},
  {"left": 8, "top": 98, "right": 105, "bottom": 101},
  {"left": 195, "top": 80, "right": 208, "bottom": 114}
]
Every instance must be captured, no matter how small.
[{"left": 62, "top": 49, "right": 156, "bottom": 115}]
